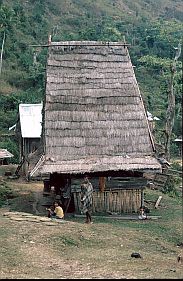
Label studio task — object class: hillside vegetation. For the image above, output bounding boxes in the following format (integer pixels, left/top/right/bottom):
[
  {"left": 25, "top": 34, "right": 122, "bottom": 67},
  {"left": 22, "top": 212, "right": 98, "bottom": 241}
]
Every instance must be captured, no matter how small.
[{"left": 0, "top": 0, "right": 182, "bottom": 162}]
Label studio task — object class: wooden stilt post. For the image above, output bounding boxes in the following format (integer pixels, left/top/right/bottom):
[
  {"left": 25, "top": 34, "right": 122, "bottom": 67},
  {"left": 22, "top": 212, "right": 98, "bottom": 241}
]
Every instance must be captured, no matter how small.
[
  {"left": 141, "top": 189, "right": 144, "bottom": 207},
  {"left": 99, "top": 177, "right": 106, "bottom": 192}
]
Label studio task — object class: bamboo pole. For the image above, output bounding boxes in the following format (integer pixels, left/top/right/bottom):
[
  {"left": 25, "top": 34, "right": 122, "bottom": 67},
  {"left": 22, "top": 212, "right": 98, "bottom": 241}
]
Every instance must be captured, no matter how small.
[
  {"left": 114, "top": 192, "right": 117, "bottom": 212},
  {"left": 110, "top": 192, "right": 112, "bottom": 212},
  {"left": 111, "top": 193, "right": 113, "bottom": 212},
  {"left": 117, "top": 191, "right": 120, "bottom": 213},
  {"left": 29, "top": 42, "right": 131, "bottom": 48},
  {"left": 119, "top": 190, "right": 122, "bottom": 213},
  {"left": 106, "top": 191, "right": 109, "bottom": 212},
  {"left": 155, "top": 196, "right": 162, "bottom": 209}
]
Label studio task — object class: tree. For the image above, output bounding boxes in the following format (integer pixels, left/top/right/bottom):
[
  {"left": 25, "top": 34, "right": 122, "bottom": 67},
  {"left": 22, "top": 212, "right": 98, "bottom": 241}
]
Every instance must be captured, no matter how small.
[
  {"left": 164, "top": 42, "right": 182, "bottom": 160},
  {"left": 0, "top": 5, "right": 14, "bottom": 75},
  {"left": 0, "top": 29, "right": 5, "bottom": 74},
  {"left": 138, "top": 46, "right": 182, "bottom": 160}
]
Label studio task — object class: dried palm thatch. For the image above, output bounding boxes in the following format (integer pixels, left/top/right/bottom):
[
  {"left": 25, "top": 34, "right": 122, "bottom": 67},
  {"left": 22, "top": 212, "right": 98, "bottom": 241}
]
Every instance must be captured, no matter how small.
[{"left": 30, "top": 41, "right": 161, "bottom": 178}]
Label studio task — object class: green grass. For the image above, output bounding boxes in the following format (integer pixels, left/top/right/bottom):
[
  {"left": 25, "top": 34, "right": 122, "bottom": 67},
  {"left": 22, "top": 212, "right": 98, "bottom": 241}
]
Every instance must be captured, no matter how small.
[
  {"left": 52, "top": 235, "right": 79, "bottom": 247},
  {"left": 66, "top": 188, "right": 183, "bottom": 247},
  {"left": 0, "top": 225, "right": 23, "bottom": 267},
  {"left": 0, "top": 183, "right": 18, "bottom": 207},
  {"left": 0, "top": 183, "right": 182, "bottom": 278}
]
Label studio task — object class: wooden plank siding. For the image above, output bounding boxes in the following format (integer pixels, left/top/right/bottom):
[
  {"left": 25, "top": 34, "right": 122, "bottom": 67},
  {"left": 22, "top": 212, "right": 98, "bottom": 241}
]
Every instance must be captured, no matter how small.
[
  {"left": 71, "top": 177, "right": 146, "bottom": 214},
  {"left": 73, "top": 189, "right": 142, "bottom": 214}
]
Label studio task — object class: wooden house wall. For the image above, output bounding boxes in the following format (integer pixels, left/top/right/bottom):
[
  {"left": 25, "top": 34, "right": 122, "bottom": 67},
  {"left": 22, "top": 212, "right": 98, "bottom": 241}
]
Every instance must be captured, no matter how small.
[
  {"left": 71, "top": 176, "right": 146, "bottom": 214},
  {"left": 20, "top": 138, "right": 41, "bottom": 175},
  {"left": 73, "top": 189, "right": 142, "bottom": 214},
  {"left": 22, "top": 138, "right": 40, "bottom": 157}
]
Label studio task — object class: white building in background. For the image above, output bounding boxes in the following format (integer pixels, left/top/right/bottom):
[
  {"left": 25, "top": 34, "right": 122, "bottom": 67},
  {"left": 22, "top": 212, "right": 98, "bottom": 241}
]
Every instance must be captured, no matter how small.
[
  {"left": 147, "top": 111, "right": 160, "bottom": 132},
  {"left": 17, "top": 103, "right": 43, "bottom": 158},
  {"left": 19, "top": 103, "right": 43, "bottom": 139},
  {"left": 13, "top": 103, "right": 43, "bottom": 176},
  {"left": 147, "top": 111, "right": 160, "bottom": 121}
]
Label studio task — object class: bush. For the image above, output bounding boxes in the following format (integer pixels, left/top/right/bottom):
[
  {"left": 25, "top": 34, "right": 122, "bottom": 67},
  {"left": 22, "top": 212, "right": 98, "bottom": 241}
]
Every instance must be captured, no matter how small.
[
  {"left": 170, "top": 142, "right": 180, "bottom": 157},
  {"left": 0, "top": 183, "right": 17, "bottom": 207},
  {"left": 171, "top": 161, "right": 182, "bottom": 172},
  {"left": 161, "top": 174, "right": 181, "bottom": 197}
]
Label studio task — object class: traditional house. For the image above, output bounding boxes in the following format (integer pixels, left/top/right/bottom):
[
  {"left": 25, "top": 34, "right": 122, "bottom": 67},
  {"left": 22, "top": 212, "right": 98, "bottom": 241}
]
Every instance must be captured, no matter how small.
[
  {"left": 0, "top": 149, "right": 14, "bottom": 165},
  {"left": 30, "top": 41, "right": 162, "bottom": 214},
  {"left": 15, "top": 103, "right": 43, "bottom": 175}
]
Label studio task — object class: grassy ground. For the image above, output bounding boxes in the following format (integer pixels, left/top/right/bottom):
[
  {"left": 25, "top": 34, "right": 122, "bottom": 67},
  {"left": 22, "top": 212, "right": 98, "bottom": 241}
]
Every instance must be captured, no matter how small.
[{"left": 0, "top": 174, "right": 182, "bottom": 279}]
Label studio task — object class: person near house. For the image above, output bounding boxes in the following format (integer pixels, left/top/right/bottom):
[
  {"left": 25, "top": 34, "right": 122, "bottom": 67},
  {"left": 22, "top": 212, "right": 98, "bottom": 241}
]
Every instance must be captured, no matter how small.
[
  {"left": 60, "top": 177, "right": 71, "bottom": 212},
  {"left": 46, "top": 185, "right": 58, "bottom": 209},
  {"left": 47, "top": 205, "right": 55, "bottom": 218},
  {"left": 47, "top": 201, "right": 64, "bottom": 219},
  {"left": 80, "top": 175, "right": 93, "bottom": 224},
  {"left": 138, "top": 206, "right": 147, "bottom": 220}
]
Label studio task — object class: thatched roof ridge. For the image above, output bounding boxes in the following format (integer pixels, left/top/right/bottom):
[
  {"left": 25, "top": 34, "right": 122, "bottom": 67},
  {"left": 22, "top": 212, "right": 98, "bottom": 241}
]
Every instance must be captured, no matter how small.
[
  {"left": 48, "top": 41, "right": 129, "bottom": 46},
  {"left": 30, "top": 41, "right": 161, "bottom": 177}
]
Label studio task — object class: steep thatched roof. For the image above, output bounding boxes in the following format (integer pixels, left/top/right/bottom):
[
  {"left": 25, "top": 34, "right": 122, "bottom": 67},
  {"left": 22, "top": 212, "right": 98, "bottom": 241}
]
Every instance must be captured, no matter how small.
[{"left": 30, "top": 41, "right": 161, "bottom": 178}]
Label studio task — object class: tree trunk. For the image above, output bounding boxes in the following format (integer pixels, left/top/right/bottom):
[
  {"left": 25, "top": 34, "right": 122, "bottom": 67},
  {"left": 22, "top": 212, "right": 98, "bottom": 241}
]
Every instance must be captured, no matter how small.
[
  {"left": 164, "top": 68, "right": 175, "bottom": 161},
  {"left": 164, "top": 43, "right": 181, "bottom": 161},
  {"left": 0, "top": 31, "right": 6, "bottom": 75}
]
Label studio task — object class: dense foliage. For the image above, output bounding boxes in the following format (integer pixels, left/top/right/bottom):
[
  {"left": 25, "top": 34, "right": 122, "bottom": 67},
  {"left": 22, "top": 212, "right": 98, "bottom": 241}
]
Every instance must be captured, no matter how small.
[
  {"left": 0, "top": 182, "right": 17, "bottom": 207},
  {"left": 0, "top": 0, "right": 182, "bottom": 163}
]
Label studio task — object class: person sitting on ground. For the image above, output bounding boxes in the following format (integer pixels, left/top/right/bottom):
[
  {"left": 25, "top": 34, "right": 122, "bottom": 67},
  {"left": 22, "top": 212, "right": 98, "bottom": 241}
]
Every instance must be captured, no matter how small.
[
  {"left": 47, "top": 202, "right": 64, "bottom": 219},
  {"left": 47, "top": 205, "right": 55, "bottom": 218},
  {"left": 138, "top": 206, "right": 147, "bottom": 220}
]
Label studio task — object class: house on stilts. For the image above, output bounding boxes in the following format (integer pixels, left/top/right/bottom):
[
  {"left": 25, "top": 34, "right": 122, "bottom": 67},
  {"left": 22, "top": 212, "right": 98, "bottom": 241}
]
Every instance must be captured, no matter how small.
[{"left": 29, "top": 41, "right": 162, "bottom": 214}]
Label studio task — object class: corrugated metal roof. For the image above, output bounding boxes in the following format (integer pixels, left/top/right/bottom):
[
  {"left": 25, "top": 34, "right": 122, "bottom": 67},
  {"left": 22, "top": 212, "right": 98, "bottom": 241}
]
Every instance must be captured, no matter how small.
[
  {"left": 19, "top": 103, "right": 43, "bottom": 138},
  {"left": 0, "top": 149, "right": 14, "bottom": 159}
]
